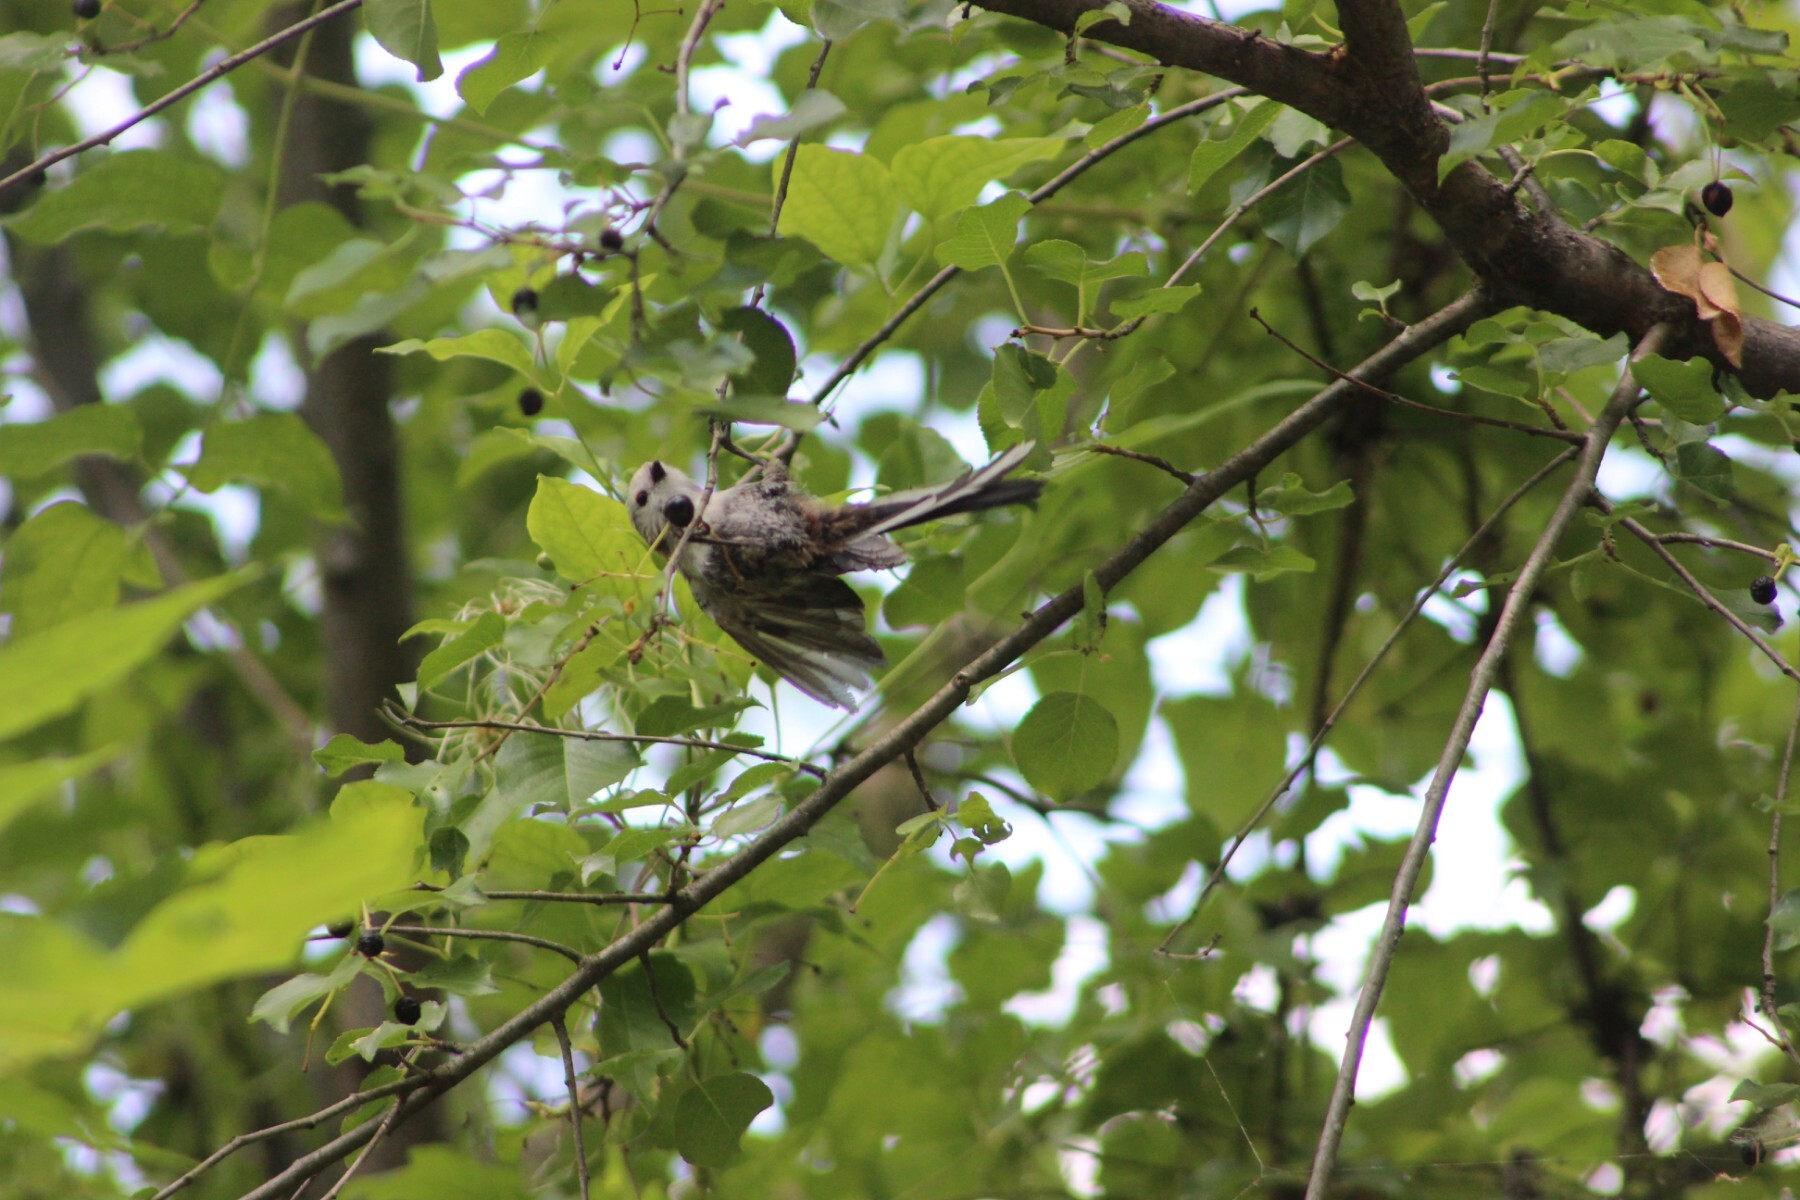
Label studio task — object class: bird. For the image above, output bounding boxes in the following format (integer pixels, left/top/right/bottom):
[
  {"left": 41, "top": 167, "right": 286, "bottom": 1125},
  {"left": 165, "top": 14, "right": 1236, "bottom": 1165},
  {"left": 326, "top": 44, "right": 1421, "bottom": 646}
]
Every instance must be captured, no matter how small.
[{"left": 626, "top": 442, "right": 1042, "bottom": 709}]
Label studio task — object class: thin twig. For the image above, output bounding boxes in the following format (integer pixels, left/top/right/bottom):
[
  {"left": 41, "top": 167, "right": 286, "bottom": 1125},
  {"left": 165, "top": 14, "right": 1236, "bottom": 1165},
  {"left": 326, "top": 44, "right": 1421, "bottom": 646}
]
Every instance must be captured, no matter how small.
[
  {"left": 414, "top": 883, "right": 673, "bottom": 906},
  {"left": 386, "top": 924, "right": 583, "bottom": 965},
  {"left": 1652, "top": 531, "right": 1779, "bottom": 561},
  {"left": 1609, "top": 510, "right": 1800, "bottom": 683},
  {"left": 1086, "top": 442, "right": 1196, "bottom": 485},
  {"left": 552, "top": 1017, "right": 593, "bottom": 1200},
  {"left": 1476, "top": 0, "right": 1502, "bottom": 111},
  {"left": 1762, "top": 696, "right": 1800, "bottom": 1068},
  {"left": 1302, "top": 323, "right": 1670, "bottom": 1200},
  {"left": 396, "top": 715, "right": 825, "bottom": 777},
  {"left": 1248, "top": 307, "right": 1584, "bottom": 444},
  {"left": 314, "top": 1096, "right": 405, "bottom": 1200},
  {"left": 0, "top": 0, "right": 366, "bottom": 196},
  {"left": 1159, "top": 445, "right": 1580, "bottom": 954},
  {"left": 638, "top": 953, "right": 687, "bottom": 1047}
]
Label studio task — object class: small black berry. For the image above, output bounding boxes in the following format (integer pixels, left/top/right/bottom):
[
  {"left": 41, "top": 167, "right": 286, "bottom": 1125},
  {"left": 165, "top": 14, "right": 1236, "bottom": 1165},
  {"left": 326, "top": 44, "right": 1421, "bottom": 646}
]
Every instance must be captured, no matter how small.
[
  {"left": 599, "top": 226, "right": 624, "bottom": 251},
  {"left": 517, "top": 387, "right": 543, "bottom": 417},
  {"left": 1702, "top": 181, "right": 1734, "bottom": 217},
  {"left": 393, "top": 996, "right": 422, "bottom": 1026},
  {"left": 1751, "top": 576, "right": 1778, "bottom": 605},
  {"left": 355, "top": 932, "right": 386, "bottom": 958},
  {"left": 511, "top": 286, "right": 538, "bottom": 315},
  {"left": 72, "top": 0, "right": 101, "bottom": 19},
  {"left": 326, "top": 921, "right": 354, "bottom": 939}
]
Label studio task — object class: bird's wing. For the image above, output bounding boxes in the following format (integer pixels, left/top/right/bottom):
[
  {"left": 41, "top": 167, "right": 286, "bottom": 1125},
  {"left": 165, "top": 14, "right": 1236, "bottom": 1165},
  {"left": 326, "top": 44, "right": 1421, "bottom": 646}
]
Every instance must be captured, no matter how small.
[{"left": 693, "top": 568, "right": 884, "bottom": 711}]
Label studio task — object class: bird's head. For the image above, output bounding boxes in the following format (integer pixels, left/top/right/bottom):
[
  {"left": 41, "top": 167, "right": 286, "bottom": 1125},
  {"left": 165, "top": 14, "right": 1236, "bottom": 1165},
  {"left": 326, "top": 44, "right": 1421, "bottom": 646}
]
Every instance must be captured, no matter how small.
[{"left": 626, "top": 460, "right": 702, "bottom": 549}]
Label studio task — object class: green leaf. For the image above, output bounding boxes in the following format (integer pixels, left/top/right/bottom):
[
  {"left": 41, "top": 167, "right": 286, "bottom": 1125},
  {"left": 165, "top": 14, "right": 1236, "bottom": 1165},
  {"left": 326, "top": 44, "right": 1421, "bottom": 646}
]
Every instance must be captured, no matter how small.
[
  {"left": 1672, "top": 441, "right": 1733, "bottom": 500},
  {"left": 381, "top": 328, "right": 538, "bottom": 378},
  {"left": 1022, "top": 239, "right": 1147, "bottom": 288},
  {"left": 185, "top": 413, "right": 347, "bottom": 522},
  {"left": 416, "top": 612, "right": 505, "bottom": 690},
  {"left": 1632, "top": 354, "right": 1722, "bottom": 423},
  {"left": 526, "top": 476, "right": 648, "bottom": 584},
  {"left": 0, "top": 748, "right": 122, "bottom": 839},
  {"left": 1188, "top": 100, "right": 1280, "bottom": 194},
  {"left": 1111, "top": 284, "right": 1201, "bottom": 320},
  {"left": 410, "top": 954, "right": 499, "bottom": 997},
  {"left": 775, "top": 145, "right": 897, "bottom": 266},
  {"left": 1256, "top": 474, "right": 1355, "bottom": 516},
  {"left": 1439, "top": 91, "right": 1563, "bottom": 181},
  {"left": 0, "top": 572, "right": 251, "bottom": 742},
  {"left": 934, "top": 192, "right": 1031, "bottom": 270},
  {"left": 1262, "top": 154, "right": 1351, "bottom": 256},
  {"left": 1211, "top": 543, "right": 1316, "bottom": 578},
  {"left": 735, "top": 90, "right": 847, "bottom": 145},
  {"left": 674, "top": 1072, "right": 775, "bottom": 1166},
  {"left": 0, "top": 502, "right": 127, "bottom": 637},
  {"left": 891, "top": 135, "right": 1064, "bottom": 223},
  {"left": 883, "top": 555, "right": 965, "bottom": 627},
  {"left": 1012, "top": 692, "right": 1119, "bottom": 800},
  {"left": 5, "top": 151, "right": 225, "bottom": 242},
  {"left": 454, "top": 29, "right": 549, "bottom": 115},
  {"left": 993, "top": 343, "right": 1058, "bottom": 424},
  {"left": 718, "top": 306, "right": 798, "bottom": 398},
  {"left": 364, "top": 0, "right": 443, "bottom": 81},
  {"left": 312, "top": 735, "right": 406, "bottom": 778},
  {"left": 0, "top": 404, "right": 141, "bottom": 477}
]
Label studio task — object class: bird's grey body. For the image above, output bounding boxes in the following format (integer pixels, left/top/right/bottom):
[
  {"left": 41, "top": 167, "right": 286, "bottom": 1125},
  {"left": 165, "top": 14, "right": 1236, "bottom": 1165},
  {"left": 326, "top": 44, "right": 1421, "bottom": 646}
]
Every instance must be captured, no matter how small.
[{"left": 627, "top": 443, "right": 1041, "bottom": 709}]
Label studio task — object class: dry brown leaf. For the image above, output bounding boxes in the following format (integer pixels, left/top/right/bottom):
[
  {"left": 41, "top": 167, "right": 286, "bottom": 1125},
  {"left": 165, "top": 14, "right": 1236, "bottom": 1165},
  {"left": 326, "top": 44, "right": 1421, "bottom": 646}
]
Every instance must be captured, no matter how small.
[
  {"left": 1650, "top": 244, "right": 1704, "bottom": 301},
  {"left": 1699, "top": 262, "right": 1744, "bottom": 366}
]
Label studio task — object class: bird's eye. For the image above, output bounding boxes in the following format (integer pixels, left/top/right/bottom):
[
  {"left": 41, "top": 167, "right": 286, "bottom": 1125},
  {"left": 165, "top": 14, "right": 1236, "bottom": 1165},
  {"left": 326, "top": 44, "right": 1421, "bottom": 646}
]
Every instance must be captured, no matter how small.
[
  {"left": 664, "top": 495, "right": 695, "bottom": 528},
  {"left": 634, "top": 490, "right": 649, "bottom": 507}
]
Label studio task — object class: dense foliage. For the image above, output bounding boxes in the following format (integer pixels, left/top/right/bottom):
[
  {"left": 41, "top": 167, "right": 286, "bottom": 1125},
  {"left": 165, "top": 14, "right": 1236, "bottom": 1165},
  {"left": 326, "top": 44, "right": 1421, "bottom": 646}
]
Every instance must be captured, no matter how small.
[{"left": 6, "top": 0, "right": 1800, "bottom": 1196}]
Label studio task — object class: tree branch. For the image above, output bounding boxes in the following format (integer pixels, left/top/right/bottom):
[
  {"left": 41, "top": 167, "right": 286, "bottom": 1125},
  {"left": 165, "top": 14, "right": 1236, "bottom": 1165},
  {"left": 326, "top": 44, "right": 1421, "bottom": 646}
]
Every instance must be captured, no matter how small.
[{"left": 1302, "top": 323, "right": 1670, "bottom": 1200}]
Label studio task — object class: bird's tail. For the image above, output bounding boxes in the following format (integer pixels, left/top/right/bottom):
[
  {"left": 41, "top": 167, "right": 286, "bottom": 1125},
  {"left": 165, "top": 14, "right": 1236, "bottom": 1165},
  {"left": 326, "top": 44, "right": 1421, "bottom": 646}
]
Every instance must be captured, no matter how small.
[{"left": 829, "top": 442, "right": 1042, "bottom": 546}]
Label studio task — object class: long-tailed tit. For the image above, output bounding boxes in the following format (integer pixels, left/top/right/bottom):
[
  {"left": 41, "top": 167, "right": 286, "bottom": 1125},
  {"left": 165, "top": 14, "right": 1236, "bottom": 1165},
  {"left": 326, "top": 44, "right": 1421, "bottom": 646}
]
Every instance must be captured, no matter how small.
[{"left": 627, "top": 443, "right": 1042, "bottom": 709}]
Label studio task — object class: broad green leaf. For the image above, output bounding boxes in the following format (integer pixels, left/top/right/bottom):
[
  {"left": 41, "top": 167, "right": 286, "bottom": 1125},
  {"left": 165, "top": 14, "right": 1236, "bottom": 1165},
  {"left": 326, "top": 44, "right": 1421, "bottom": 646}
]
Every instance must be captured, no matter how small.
[
  {"left": 526, "top": 476, "right": 646, "bottom": 583},
  {"left": 416, "top": 611, "right": 505, "bottom": 690},
  {"left": 455, "top": 29, "right": 550, "bottom": 114},
  {"left": 891, "top": 134, "right": 1064, "bottom": 223},
  {"left": 0, "top": 798, "right": 418, "bottom": 1068},
  {"left": 381, "top": 328, "right": 538, "bottom": 377},
  {"left": 1012, "top": 692, "right": 1118, "bottom": 800},
  {"left": 364, "top": 0, "right": 443, "bottom": 81},
  {"left": 883, "top": 554, "right": 965, "bottom": 627},
  {"left": 0, "top": 502, "right": 126, "bottom": 637},
  {"left": 776, "top": 146, "right": 897, "bottom": 266},
  {"left": 5, "top": 151, "right": 225, "bottom": 242},
  {"left": 599, "top": 953, "right": 697, "bottom": 1054},
  {"left": 1256, "top": 474, "right": 1354, "bottom": 516},
  {"left": 185, "top": 413, "right": 347, "bottom": 522},
  {"left": 313, "top": 734, "right": 406, "bottom": 778},
  {"left": 1439, "top": 91, "right": 1563, "bottom": 181},
  {"left": 935, "top": 192, "right": 1031, "bottom": 270},
  {"left": 993, "top": 343, "right": 1058, "bottom": 424},
  {"left": 0, "top": 748, "right": 122, "bottom": 839},
  {"left": 1673, "top": 440, "right": 1733, "bottom": 500},
  {"left": 735, "top": 90, "right": 847, "bottom": 145},
  {"left": 718, "top": 306, "right": 798, "bottom": 398},
  {"left": 0, "top": 572, "right": 251, "bottom": 742},
  {"left": 1023, "top": 239, "right": 1148, "bottom": 288},
  {"left": 1111, "top": 284, "right": 1202, "bottom": 320},
  {"left": 673, "top": 1072, "right": 775, "bottom": 1167},
  {"left": 1262, "top": 155, "right": 1351, "bottom": 256},
  {"left": 1632, "top": 353, "right": 1722, "bottom": 424},
  {"left": 0, "top": 404, "right": 140, "bottom": 477},
  {"left": 1188, "top": 100, "right": 1280, "bottom": 193}
]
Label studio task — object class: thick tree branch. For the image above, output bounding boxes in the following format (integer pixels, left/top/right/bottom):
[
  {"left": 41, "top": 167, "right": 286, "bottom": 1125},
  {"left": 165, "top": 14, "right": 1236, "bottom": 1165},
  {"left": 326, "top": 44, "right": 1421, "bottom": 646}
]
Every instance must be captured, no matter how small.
[{"left": 974, "top": 0, "right": 1800, "bottom": 396}]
